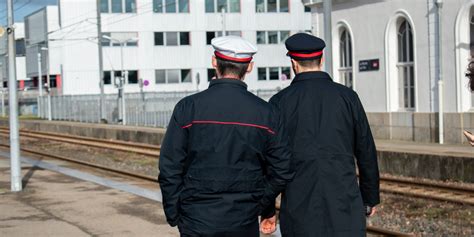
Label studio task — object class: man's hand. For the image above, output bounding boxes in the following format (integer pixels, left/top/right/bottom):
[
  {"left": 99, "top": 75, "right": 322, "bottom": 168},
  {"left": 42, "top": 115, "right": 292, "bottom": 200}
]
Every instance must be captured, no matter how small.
[
  {"left": 463, "top": 130, "right": 474, "bottom": 146},
  {"left": 366, "top": 206, "right": 377, "bottom": 217},
  {"left": 260, "top": 215, "right": 277, "bottom": 235}
]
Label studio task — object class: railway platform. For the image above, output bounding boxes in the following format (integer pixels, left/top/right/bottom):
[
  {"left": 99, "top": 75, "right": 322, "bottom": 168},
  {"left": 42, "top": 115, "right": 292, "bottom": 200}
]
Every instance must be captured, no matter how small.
[{"left": 0, "top": 155, "right": 179, "bottom": 237}]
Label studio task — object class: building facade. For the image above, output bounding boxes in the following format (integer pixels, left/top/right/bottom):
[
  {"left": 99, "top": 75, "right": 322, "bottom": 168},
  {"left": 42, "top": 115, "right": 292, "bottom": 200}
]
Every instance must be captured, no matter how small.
[
  {"left": 24, "top": 0, "right": 311, "bottom": 95},
  {"left": 307, "top": 0, "right": 473, "bottom": 113},
  {"left": 306, "top": 0, "right": 474, "bottom": 143}
]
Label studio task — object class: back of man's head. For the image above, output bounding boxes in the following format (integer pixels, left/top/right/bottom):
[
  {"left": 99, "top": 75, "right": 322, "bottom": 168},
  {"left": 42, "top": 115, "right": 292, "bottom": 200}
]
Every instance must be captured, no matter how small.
[
  {"left": 211, "top": 36, "right": 257, "bottom": 80},
  {"left": 285, "top": 33, "right": 325, "bottom": 74},
  {"left": 215, "top": 59, "right": 250, "bottom": 79}
]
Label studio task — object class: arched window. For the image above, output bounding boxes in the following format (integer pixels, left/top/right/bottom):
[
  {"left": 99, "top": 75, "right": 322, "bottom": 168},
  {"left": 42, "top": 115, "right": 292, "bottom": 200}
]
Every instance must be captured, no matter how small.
[
  {"left": 470, "top": 8, "right": 474, "bottom": 106},
  {"left": 397, "top": 19, "right": 415, "bottom": 110},
  {"left": 339, "top": 29, "right": 353, "bottom": 89},
  {"left": 470, "top": 8, "right": 474, "bottom": 57}
]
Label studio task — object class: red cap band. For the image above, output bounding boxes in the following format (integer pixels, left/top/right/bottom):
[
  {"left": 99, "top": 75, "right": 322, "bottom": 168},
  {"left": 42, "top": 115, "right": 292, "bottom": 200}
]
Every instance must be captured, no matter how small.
[
  {"left": 215, "top": 51, "right": 253, "bottom": 63},
  {"left": 288, "top": 51, "right": 323, "bottom": 58}
]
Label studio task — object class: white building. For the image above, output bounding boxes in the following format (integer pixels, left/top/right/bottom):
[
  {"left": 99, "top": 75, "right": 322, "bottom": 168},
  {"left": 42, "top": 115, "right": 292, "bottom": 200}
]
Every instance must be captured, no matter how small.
[
  {"left": 0, "top": 22, "right": 28, "bottom": 89},
  {"left": 24, "top": 0, "right": 311, "bottom": 95},
  {"left": 304, "top": 0, "right": 474, "bottom": 144},
  {"left": 306, "top": 0, "right": 474, "bottom": 113}
]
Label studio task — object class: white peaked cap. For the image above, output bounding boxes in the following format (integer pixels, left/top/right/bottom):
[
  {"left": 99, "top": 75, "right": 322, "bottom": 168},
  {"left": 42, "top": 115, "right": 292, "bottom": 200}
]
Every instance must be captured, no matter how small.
[{"left": 211, "top": 36, "right": 258, "bottom": 63}]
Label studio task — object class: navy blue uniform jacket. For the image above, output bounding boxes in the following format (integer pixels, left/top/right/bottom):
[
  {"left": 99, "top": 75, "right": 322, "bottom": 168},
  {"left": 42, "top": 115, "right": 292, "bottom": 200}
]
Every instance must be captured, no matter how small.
[
  {"left": 159, "top": 79, "right": 294, "bottom": 234},
  {"left": 270, "top": 71, "right": 380, "bottom": 237}
]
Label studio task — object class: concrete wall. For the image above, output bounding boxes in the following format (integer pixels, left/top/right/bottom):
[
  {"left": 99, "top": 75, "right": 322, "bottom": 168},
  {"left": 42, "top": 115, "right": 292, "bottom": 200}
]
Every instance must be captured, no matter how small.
[{"left": 367, "top": 111, "right": 474, "bottom": 144}]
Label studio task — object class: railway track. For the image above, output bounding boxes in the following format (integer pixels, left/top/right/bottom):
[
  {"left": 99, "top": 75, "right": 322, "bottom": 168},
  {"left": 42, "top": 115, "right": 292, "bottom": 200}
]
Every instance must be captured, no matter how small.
[
  {"left": 366, "top": 226, "right": 413, "bottom": 236},
  {"left": 1, "top": 128, "right": 473, "bottom": 206},
  {"left": 0, "top": 127, "right": 160, "bottom": 157},
  {"left": 379, "top": 175, "right": 474, "bottom": 206},
  {"left": 0, "top": 144, "right": 412, "bottom": 237}
]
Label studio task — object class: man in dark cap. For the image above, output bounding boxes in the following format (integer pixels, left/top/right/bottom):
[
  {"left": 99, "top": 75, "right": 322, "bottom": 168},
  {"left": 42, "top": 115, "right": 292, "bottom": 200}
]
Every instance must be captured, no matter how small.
[
  {"left": 159, "top": 36, "right": 293, "bottom": 237},
  {"left": 260, "top": 33, "right": 380, "bottom": 237}
]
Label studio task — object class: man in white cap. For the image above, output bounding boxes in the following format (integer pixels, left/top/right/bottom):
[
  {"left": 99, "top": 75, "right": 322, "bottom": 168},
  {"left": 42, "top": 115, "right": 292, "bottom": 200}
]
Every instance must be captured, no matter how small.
[{"left": 159, "top": 36, "right": 293, "bottom": 237}]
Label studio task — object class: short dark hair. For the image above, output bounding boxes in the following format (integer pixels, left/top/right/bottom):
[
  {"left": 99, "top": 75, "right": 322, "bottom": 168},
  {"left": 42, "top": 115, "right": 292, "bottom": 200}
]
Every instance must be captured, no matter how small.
[
  {"left": 216, "top": 58, "right": 250, "bottom": 79},
  {"left": 467, "top": 60, "right": 474, "bottom": 92},
  {"left": 294, "top": 58, "right": 322, "bottom": 68}
]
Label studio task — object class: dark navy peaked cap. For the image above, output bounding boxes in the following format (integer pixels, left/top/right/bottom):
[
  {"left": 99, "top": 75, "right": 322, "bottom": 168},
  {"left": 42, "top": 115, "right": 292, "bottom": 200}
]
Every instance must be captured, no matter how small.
[{"left": 285, "top": 33, "right": 326, "bottom": 61}]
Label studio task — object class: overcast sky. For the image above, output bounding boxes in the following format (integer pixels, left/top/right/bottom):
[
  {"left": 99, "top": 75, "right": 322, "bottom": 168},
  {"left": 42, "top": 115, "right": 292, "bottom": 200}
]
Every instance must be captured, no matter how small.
[{"left": 0, "top": 0, "right": 57, "bottom": 25}]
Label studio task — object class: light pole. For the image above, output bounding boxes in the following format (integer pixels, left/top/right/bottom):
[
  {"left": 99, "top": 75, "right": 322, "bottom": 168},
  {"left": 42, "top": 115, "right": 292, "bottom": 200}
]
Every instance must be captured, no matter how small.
[
  {"left": 102, "top": 35, "right": 137, "bottom": 125},
  {"left": 436, "top": 0, "right": 444, "bottom": 144},
  {"left": 41, "top": 47, "right": 52, "bottom": 121},
  {"left": 323, "top": 0, "right": 333, "bottom": 76},
  {"left": 6, "top": 0, "right": 21, "bottom": 191},
  {"left": 37, "top": 49, "right": 43, "bottom": 118}
]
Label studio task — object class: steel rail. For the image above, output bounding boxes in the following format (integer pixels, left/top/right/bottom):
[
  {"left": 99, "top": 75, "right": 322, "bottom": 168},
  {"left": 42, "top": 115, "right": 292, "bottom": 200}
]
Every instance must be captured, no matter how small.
[
  {"left": 0, "top": 143, "right": 156, "bottom": 182},
  {"left": 0, "top": 128, "right": 160, "bottom": 157}
]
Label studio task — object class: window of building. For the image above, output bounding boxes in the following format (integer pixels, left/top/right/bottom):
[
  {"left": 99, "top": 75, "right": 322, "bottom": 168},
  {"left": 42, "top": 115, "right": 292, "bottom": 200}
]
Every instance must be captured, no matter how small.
[
  {"left": 256, "top": 0, "right": 289, "bottom": 13},
  {"left": 471, "top": 9, "right": 474, "bottom": 106},
  {"left": 15, "top": 39, "right": 25, "bottom": 57},
  {"left": 167, "top": 32, "right": 178, "bottom": 46},
  {"left": 103, "top": 70, "right": 138, "bottom": 85},
  {"left": 102, "top": 0, "right": 136, "bottom": 13},
  {"left": 256, "top": 31, "right": 289, "bottom": 44},
  {"left": 258, "top": 68, "right": 267, "bottom": 80},
  {"left": 269, "top": 67, "right": 279, "bottom": 80},
  {"left": 397, "top": 19, "right": 415, "bottom": 110},
  {"left": 207, "top": 68, "right": 216, "bottom": 81},
  {"left": 205, "top": 0, "right": 240, "bottom": 13},
  {"left": 125, "top": 0, "right": 136, "bottom": 12},
  {"left": 470, "top": 10, "right": 474, "bottom": 57},
  {"left": 155, "top": 69, "right": 192, "bottom": 84},
  {"left": 304, "top": 6, "right": 311, "bottom": 12},
  {"left": 257, "top": 67, "right": 290, "bottom": 81},
  {"left": 100, "top": 0, "right": 109, "bottom": 13},
  {"left": 112, "top": 0, "right": 122, "bottom": 13},
  {"left": 103, "top": 71, "right": 112, "bottom": 85},
  {"left": 127, "top": 70, "right": 138, "bottom": 84},
  {"left": 154, "top": 32, "right": 190, "bottom": 46},
  {"left": 155, "top": 0, "right": 190, "bottom": 13},
  {"left": 339, "top": 29, "right": 353, "bottom": 89},
  {"left": 206, "top": 31, "right": 241, "bottom": 44},
  {"left": 101, "top": 32, "right": 138, "bottom": 47}
]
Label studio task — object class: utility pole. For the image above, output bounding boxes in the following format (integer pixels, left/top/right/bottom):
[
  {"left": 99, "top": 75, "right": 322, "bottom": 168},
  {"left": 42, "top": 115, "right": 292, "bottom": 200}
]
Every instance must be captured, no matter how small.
[
  {"left": 221, "top": 7, "right": 226, "bottom": 36},
  {"left": 42, "top": 47, "right": 52, "bottom": 121},
  {"left": 323, "top": 0, "right": 333, "bottom": 76},
  {"left": 436, "top": 0, "right": 444, "bottom": 144},
  {"left": 37, "top": 51, "right": 43, "bottom": 118},
  {"left": 1, "top": 89, "right": 5, "bottom": 117},
  {"left": 96, "top": 0, "right": 105, "bottom": 122},
  {"left": 7, "top": 0, "right": 22, "bottom": 192}
]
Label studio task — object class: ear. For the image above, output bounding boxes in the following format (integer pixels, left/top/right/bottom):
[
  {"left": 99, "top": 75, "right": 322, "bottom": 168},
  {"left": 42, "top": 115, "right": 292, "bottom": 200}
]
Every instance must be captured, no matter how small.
[
  {"left": 291, "top": 59, "right": 298, "bottom": 71},
  {"left": 246, "top": 62, "right": 254, "bottom": 74},
  {"left": 320, "top": 56, "right": 324, "bottom": 68},
  {"left": 211, "top": 56, "right": 218, "bottom": 69}
]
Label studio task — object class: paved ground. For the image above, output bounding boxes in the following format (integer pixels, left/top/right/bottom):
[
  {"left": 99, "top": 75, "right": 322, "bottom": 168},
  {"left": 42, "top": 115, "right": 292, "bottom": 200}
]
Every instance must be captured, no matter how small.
[
  {"left": 376, "top": 139, "right": 474, "bottom": 158},
  {"left": 0, "top": 158, "right": 179, "bottom": 237}
]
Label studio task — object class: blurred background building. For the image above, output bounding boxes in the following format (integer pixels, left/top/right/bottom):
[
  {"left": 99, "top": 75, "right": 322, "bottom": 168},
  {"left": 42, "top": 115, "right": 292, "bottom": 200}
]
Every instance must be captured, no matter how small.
[{"left": 20, "top": 0, "right": 311, "bottom": 95}]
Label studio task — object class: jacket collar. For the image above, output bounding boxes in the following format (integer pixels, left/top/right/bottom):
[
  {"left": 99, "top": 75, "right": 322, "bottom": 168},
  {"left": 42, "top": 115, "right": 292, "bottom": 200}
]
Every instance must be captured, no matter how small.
[
  {"left": 291, "top": 71, "right": 333, "bottom": 85},
  {"left": 209, "top": 78, "right": 248, "bottom": 90}
]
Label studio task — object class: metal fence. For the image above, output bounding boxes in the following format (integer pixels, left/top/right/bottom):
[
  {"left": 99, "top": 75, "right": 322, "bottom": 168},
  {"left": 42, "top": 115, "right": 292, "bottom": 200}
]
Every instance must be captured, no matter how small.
[{"left": 38, "top": 89, "right": 280, "bottom": 128}]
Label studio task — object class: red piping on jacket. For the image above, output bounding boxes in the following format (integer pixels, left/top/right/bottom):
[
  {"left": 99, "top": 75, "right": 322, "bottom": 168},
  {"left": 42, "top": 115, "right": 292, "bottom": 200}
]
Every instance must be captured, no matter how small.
[{"left": 181, "top": 120, "right": 275, "bottom": 135}]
